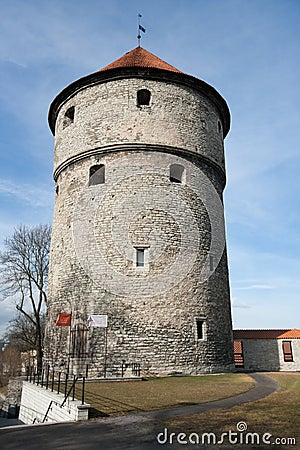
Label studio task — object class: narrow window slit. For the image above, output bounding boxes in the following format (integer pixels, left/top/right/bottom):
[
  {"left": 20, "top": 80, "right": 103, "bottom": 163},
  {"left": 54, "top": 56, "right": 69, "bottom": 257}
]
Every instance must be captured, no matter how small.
[
  {"left": 196, "top": 319, "right": 205, "bottom": 340},
  {"left": 136, "top": 248, "right": 145, "bottom": 267},
  {"left": 209, "top": 255, "right": 214, "bottom": 272}
]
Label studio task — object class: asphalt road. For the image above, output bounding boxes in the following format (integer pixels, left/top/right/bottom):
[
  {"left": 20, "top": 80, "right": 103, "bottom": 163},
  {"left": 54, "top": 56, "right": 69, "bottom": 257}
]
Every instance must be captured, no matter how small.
[{"left": 0, "top": 373, "right": 279, "bottom": 450}]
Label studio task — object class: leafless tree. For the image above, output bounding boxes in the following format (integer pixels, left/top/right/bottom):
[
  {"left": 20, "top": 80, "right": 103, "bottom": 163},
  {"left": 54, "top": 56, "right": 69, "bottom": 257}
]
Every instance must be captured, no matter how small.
[
  {"left": 4, "top": 313, "right": 46, "bottom": 353},
  {"left": 0, "top": 344, "right": 21, "bottom": 385},
  {"left": 0, "top": 224, "right": 51, "bottom": 371}
]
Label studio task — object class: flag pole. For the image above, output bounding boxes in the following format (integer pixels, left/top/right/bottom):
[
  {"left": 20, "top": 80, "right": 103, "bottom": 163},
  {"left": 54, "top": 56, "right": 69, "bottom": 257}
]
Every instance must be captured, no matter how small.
[
  {"left": 67, "top": 311, "right": 72, "bottom": 376},
  {"left": 137, "top": 13, "right": 142, "bottom": 47},
  {"left": 104, "top": 326, "right": 108, "bottom": 378}
]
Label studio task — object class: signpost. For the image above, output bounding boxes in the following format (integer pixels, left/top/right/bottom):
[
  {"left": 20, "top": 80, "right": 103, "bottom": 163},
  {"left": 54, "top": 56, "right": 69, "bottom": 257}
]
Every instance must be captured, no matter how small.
[{"left": 87, "top": 315, "right": 108, "bottom": 378}]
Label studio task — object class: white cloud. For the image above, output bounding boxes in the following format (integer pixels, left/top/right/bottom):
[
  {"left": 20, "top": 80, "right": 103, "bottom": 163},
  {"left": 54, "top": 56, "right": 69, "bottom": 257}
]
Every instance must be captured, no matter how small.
[
  {"left": 0, "top": 1, "right": 124, "bottom": 71},
  {"left": 229, "top": 243, "right": 300, "bottom": 328},
  {"left": 0, "top": 0, "right": 298, "bottom": 334},
  {"left": 233, "top": 284, "right": 275, "bottom": 291},
  {"left": 0, "top": 178, "right": 52, "bottom": 208},
  {"left": 232, "top": 298, "right": 251, "bottom": 309}
]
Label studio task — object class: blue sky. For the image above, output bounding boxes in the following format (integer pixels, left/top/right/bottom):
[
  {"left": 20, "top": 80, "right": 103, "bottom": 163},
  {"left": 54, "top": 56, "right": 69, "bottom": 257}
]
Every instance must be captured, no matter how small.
[{"left": 0, "top": 0, "right": 299, "bottom": 336}]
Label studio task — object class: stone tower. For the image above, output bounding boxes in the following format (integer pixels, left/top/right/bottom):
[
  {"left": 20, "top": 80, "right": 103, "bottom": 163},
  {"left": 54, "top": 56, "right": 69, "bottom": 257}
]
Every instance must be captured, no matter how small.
[{"left": 44, "top": 47, "right": 234, "bottom": 376}]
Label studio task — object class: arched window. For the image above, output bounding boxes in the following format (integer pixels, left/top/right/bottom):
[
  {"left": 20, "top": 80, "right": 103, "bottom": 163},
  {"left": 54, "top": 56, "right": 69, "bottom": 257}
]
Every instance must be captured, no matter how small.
[
  {"left": 170, "top": 164, "right": 185, "bottom": 183},
  {"left": 89, "top": 164, "right": 105, "bottom": 186},
  {"left": 137, "top": 89, "right": 151, "bottom": 107},
  {"left": 63, "top": 106, "right": 75, "bottom": 128}
]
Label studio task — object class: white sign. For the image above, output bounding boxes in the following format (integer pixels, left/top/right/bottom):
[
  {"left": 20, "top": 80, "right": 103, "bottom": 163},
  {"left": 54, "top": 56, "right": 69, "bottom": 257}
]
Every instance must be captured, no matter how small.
[{"left": 87, "top": 314, "right": 108, "bottom": 328}]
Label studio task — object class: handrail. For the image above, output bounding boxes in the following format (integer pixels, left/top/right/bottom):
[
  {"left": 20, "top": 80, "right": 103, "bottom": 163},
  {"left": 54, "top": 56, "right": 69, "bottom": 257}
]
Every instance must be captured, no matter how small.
[
  {"left": 60, "top": 376, "right": 78, "bottom": 408},
  {"left": 42, "top": 400, "right": 53, "bottom": 423}
]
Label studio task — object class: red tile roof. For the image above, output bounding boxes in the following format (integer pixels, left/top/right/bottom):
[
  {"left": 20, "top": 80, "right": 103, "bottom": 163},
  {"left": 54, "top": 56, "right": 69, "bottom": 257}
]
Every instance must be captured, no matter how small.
[
  {"left": 277, "top": 329, "right": 300, "bottom": 339},
  {"left": 98, "top": 46, "right": 183, "bottom": 74},
  {"left": 233, "top": 329, "right": 300, "bottom": 339}
]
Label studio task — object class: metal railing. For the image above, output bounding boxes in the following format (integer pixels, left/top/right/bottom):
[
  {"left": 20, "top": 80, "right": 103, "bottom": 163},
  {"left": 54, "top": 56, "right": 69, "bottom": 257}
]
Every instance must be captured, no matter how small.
[
  {"left": 121, "top": 362, "right": 141, "bottom": 377},
  {"left": 26, "top": 365, "right": 86, "bottom": 406}
]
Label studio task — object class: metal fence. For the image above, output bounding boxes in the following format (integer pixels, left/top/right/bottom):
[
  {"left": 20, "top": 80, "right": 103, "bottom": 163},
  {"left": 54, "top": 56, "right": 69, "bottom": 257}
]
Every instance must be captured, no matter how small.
[
  {"left": 121, "top": 362, "right": 141, "bottom": 377},
  {"left": 26, "top": 365, "right": 86, "bottom": 406}
]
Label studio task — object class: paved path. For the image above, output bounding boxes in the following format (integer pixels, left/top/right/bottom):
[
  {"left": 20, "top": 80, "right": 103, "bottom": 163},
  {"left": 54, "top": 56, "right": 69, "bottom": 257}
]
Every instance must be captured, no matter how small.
[{"left": 0, "top": 373, "right": 279, "bottom": 450}]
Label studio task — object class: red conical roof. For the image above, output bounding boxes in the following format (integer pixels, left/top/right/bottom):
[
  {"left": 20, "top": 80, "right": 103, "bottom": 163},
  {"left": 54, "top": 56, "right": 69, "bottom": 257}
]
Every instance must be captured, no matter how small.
[
  {"left": 49, "top": 46, "right": 231, "bottom": 138},
  {"left": 99, "top": 46, "right": 183, "bottom": 74}
]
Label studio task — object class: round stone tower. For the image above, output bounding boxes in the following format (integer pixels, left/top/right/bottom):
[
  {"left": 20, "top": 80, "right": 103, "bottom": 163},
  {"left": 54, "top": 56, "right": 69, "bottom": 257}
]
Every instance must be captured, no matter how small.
[{"left": 44, "top": 47, "right": 234, "bottom": 376}]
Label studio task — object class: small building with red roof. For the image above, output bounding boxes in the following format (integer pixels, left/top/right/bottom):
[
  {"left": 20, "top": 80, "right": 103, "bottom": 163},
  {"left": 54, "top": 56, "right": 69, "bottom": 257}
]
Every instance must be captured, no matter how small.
[{"left": 233, "top": 329, "right": 300, "bottom": 371}]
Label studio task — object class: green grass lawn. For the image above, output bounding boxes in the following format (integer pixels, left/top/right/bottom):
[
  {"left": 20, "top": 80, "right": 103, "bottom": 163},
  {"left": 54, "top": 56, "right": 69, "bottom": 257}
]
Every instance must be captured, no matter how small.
[
  {"left": 165, "top": 372, "right": 300, "bottom": 449},
  {"left": 77, "top": 373, "right": 254, "bottom": 417}
]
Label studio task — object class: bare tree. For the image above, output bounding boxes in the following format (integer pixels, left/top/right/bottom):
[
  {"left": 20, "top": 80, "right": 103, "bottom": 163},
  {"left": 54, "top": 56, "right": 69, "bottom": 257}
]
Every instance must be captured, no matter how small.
[
  {"left": 0, "top": 344, "right": 21, "bottom": 385},
  {"left": 4, "top": 313, "right": 46, "bottom": 353},
  {"left": 0, "top": 224, "right": 51, "bottom": 371}
]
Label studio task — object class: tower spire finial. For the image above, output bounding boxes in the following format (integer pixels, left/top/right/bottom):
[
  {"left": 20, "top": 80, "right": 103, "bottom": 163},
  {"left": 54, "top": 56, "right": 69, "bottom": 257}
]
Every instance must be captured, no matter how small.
[{"left": 137, "top": 13, "right": 146, "bottom": 47}]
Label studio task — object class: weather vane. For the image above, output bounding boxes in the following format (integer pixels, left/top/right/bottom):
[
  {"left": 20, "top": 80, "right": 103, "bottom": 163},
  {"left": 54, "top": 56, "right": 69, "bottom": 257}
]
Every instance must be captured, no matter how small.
[{"left": 137, "top": 13, "right": 146, "bottom": 47}]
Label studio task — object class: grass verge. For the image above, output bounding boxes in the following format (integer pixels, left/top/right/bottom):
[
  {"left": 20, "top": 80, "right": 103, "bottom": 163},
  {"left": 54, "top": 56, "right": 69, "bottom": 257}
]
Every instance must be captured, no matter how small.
[
  {"left": 76, "top": 373, "right": 254, "bottom": 417},
  {"left": 164, "top": 372, "right": 300, "bottom": 449}
]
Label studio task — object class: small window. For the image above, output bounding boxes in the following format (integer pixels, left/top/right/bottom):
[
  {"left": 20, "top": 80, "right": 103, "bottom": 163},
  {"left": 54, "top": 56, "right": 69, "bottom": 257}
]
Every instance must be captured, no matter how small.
[
  {"left": 196, "top": 320, "right": 204, "bottom": 340},
  {"left": 89, "top": 165, "right": 105, "bottom": 186},
  {"left": 63, "top": 106, "right": 75, "bottom": 128},
  {"left": 282, "top": 341, "right": 293, "bottom": 362},
  {"left": 136, "top": 248, "right": 145, "bottom": 267},
  {"left": 65, "top": 106, "right": 75, "bottom": 121},
  {"left": 55, "top": 185, "right": 59, "bottom": 195},
  {"left": 137, "top": 89, "right": 151, "bottom": 107},
  {"left": 170, "top": 164, "right": 185, "bottom": 183},
  {"left": 218, "top": 120, "right": 222, "bottom": 133}
]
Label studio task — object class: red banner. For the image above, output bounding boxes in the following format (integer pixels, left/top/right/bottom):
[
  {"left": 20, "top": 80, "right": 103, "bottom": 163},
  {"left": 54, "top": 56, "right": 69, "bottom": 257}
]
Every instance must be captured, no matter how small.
[{"left": 55, "top": 313, "right": 72, "bottom": 326}]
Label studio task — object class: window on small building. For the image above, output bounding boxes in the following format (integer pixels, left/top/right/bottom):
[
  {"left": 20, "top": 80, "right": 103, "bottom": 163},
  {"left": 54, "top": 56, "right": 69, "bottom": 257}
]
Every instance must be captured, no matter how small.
[
  {"left": 136, "top": 248, "right": 145, "bottom": 267},
  {"left": 63, "top": 106, "right": 75, "bottom": 128},
  {"left": 170, "top": 164, "right": 185, "bottom": 183},
  {"left": 137, "top": 89, "right": 151, "bottom": 107},
  {"left": 89, "top": 164, "right": 105, "bottom": 186},
  {"left": 196, "top": 319, "right": 205, "bottom": 340},
  {"left": 234, "top": 340, "right": 244, "bottom": 368},
  {"left": 282, "top": 340, "right": 293, "bottom": 362}
]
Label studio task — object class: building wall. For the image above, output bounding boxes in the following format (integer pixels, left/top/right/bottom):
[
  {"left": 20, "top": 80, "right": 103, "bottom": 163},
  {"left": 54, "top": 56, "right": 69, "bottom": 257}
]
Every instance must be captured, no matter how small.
[
  {"left": 241, "top": 339, "right": 300, "bottom": 371},
  {"left": 44, "top": 72, "right": 233, "bottom": 377},
  {"left": 53, "top": 78, "right": 225, "bottom": 179}
]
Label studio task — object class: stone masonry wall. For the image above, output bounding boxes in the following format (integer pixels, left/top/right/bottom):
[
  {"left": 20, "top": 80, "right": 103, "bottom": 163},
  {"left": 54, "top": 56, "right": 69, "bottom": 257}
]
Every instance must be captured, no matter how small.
[
  {"left": 53, "top": 78, "right": 225, "bottom": 178},
  {"left": 242, "top": 339, "right": 300, "bottom": 371},
  {"left": 44, "top": 150, "right": 233, "bottom": 376},
  {"left": 44, "top": 70, "right": 233, "bottom": 376}
]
